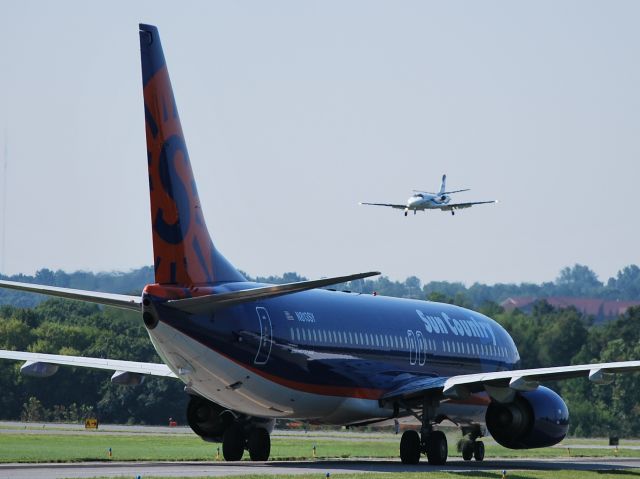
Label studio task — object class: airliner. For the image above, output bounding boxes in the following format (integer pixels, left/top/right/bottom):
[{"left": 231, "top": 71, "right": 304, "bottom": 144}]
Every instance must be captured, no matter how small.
[
  {"left": 360, "top": 174, "right": 496, "bottom": 216},
  {"left": 0, "top": 24, "right": 638, "bottom": 466}
]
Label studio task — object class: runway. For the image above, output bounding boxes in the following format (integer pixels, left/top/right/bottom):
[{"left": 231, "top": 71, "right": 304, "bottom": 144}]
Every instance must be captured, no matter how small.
[{"left": 2, "top": 458, "right": 640, "bottom": 479}]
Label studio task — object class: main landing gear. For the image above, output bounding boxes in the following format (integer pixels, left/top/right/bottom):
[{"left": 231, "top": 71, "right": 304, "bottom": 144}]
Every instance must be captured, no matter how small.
[
  {"left": 460, "top": 426, "right": 485, "bottom": 461},
  {"left": 222, "top": 423, "right": 271, "bottom": 461},
  {"left": 399, "top": 397, "right": 448, "bottom": 465}
]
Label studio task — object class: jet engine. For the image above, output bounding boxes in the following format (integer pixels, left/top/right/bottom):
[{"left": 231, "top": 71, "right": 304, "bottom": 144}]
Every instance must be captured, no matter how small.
[
  {"left": 186, "top": 395, "right": 275, "bottom": 443},
  {"left": 485, "top": 386, "right": 569, "bottom": 449},
  {"left": 187, "top": 395, "right": 236, "bottom": 442}
]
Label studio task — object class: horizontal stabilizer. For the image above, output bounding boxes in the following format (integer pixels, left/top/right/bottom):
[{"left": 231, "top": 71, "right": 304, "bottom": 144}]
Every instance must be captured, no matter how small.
[
  {"left": 443, "top": 188, "right": 470, "bottom": 195},
  {"left": 0, "top": 280, "right": 141, "bottom": 311},
  {"left": 166, "top": 271, "right": 381, "bottom": 314}
]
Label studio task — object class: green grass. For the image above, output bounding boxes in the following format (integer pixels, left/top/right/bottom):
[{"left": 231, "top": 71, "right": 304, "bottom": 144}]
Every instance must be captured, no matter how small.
[
  {"left": 0, "top": 432, "right": 638, "bottom": 463},
  {"left": 72, "top": 472, "right": 640, "bottom": 479}
]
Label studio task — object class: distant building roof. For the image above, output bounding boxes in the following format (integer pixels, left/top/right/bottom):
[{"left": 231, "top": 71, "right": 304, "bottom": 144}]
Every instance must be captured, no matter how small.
[{"left": 500, "top": 296, "right": 640, "bottom": 321}]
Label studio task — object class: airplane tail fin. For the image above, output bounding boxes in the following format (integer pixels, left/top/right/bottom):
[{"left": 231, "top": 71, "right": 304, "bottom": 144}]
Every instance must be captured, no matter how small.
[
  {"left": 438, "top": 174, "right": 447, "bottom": 196},
  {"left": 139, "top": 24, "right": 245, "bottom": 286}
]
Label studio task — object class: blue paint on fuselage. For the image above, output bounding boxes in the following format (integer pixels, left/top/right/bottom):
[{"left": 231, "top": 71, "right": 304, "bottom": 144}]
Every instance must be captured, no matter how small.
[{"left": 152, "top": 283, "right": 520, "bottom": 397}]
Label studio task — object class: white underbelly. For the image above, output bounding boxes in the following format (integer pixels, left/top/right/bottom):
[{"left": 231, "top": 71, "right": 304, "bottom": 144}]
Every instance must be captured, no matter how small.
[{"left": 147, "top": 321, "right": 395, "bottom": 424}]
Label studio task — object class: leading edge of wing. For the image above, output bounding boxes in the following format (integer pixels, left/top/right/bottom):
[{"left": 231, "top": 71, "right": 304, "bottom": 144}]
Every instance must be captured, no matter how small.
[
  {"left": 441, "top": 200, "right": 497, "bottom": 211},
  {"left": 359, "top": 202, "right": 407, "bottom": 209},
  {"left": 0, "top": 280, "right": 141, "bottom": 311},
  {"left": 166, "top": 271, "right": 381, "bottom": 314},
  {"left": 0, "top": 349, "right": 177, "bottom": 378},
  {"left": 382, "top": 360, "right": 640, "bottom": 401}
]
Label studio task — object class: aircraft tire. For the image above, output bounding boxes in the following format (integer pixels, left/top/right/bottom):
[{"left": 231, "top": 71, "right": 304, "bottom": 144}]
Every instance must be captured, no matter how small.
[
  {"left": 426, "top": 430, "right": 448, "bottom": 465},
  {"left": 474, "top": 441, "right": 485, "bottom": 461},
  {"left": 222, "top": 423, "right": 245, "bottom": 461},
  {"left": 461, "top": 440, "right": 474, "bottom": 461},
  {"left": 248, "top": 427, "right": 271, "bottom": 461},
  {"left": 400, "top": 430, "right": 421, "bottom": 464}
]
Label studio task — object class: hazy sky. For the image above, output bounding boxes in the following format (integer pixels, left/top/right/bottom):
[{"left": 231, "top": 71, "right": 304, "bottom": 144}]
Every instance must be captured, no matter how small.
[{"left": 0, "top": 1, "right": 638, "bottom": 285}]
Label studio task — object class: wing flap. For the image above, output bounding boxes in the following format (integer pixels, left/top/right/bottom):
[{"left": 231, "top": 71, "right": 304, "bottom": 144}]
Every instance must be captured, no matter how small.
[
  {"left": 0, "top": 280, "right": 141, "bottom": 311},
  {"left": 166, "top": 271, "right": 381, "bottom": 314},
  {"left": 0, "top": 350, "right": 176, "bottom": 378}
]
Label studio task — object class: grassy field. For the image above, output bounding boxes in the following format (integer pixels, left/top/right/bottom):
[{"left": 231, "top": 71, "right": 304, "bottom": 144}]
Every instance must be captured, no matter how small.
[
  {"left": 76, "top": 472, "right": 640, "bottom": 479},
  {"left": 0, "top": 432, "right": 637, "bottom": 463}
]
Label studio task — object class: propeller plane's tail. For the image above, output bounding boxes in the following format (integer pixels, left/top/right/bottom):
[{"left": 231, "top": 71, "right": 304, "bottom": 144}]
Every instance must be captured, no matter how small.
[{"left": 438, "top": 174, "right": 447, "bottom": 196}]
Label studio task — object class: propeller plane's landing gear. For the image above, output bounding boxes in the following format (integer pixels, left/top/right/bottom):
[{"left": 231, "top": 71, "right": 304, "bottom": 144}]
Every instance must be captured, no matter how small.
[
  {"left": 398, "top": 397, "right": 448, "bottom": 465},
  {"left": 404, "top": 210, "right": 408, "bottom": 217},
  {"left": 451, "top": 210, "right": 455, "bottom": 216}
]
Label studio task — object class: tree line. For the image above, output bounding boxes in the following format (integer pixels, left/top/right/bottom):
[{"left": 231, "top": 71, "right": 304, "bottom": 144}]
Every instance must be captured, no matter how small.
[{"left": 3, "top": 263, "right": 640, "bottom": 308}]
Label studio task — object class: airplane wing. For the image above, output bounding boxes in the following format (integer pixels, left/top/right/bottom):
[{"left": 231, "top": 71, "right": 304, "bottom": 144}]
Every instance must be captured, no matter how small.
[
  {"left": 440, "top": 200, "right": 497, "bottom": 211},
  {"left": 359, "top": 202, "right": 407, "bottom": 210},
  {"left": 382, "top": 360, "right": 640, "bottom": 402},
  {"left": 0, "top": 349, "right": 177, "bottom": 378},
  {"left": 0, "top": 280, "right": 141, "bottom": 311}
]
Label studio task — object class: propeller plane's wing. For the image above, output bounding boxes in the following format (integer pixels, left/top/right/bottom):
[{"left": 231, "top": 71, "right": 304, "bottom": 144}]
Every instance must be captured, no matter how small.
[
  {"left": 359, "top": 202, "right": 407, "bottom": 210},
  {"left": 440, "top": 200, "right": 497, "bottom": 211}
]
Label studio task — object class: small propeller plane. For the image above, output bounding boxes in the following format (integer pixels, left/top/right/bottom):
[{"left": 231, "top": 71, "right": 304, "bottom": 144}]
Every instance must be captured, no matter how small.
[{"left": 360, "top": 174, "right": 497, "bottom": 216}]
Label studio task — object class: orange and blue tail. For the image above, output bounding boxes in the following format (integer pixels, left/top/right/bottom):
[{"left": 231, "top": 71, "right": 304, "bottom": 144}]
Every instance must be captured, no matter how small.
[{"left": 139, "top": 24, "right": 245, "bottom": 286}]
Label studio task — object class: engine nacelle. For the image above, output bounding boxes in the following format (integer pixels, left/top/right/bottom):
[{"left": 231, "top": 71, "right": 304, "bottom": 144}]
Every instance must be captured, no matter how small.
[
  {"left": 187, "top": 395, "right": 236, "bottom": 443},
  {"left": 485, "top": 386, "right": 569, "bottom": 449},
  {"left": 186, "top": 395, "right": 276, "bottom": 443}
]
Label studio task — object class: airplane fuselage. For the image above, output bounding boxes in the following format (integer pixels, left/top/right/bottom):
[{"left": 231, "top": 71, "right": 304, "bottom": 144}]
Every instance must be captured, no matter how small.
[
  {"left": 407, "top": 193, "right": 451, "bottom": 211},
  {"left": 143, "top": 284, "right": 519, "bottom": 425}
]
